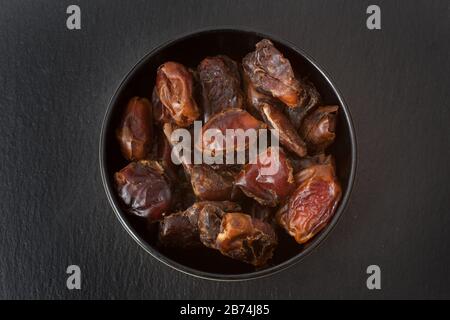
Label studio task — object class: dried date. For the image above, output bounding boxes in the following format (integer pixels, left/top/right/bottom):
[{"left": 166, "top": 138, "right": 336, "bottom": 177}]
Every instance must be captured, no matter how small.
[
  {"left": 114, "top": 160, "right": 172, "bottom": 222},
  {"left": 198, "top": 55, "right": 245, "bottom": 121},
  {"left": 156, "top": 61, "right": 200, "bottom": 127},
  {"left": 235, "top": 147, "right": 295, "bottom": 207},
  {"left": 300, "top": 105, "right": 338, "bottom": 153},
  {"left": 243, "top": 39, "right": 304, "bottom": 108},
  {"left": 116, "top": 97, "right": 153, "bottom": 161},
  {"left": 276, "top": 155, "right": 341, "bottom": 244}
]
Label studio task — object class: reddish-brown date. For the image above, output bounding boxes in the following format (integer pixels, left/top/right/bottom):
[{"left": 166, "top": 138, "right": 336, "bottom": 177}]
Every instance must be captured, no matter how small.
[
  {"left": 198, "top": 108, "right": 267, "bottom": 156},
  {"left": 276, "top": 156, "right": 341, "bottom": 244},
  {"left": 235, "top": 147, "right": 296, "bottom": 207},
  {"left": 156, "top": 61, "right": 200, "bottom": 127},
  {"left": 114, "top": 160, "right": 172, "bottom": 222},
  {"left": 116, "top": 97, "right": 153, "bottom": 161}
]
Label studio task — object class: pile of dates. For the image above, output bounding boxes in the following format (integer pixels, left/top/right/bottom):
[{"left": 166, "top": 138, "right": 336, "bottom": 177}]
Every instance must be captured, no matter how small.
[{"left": 114, "top": 39, "right": 342, "bottom": 267}]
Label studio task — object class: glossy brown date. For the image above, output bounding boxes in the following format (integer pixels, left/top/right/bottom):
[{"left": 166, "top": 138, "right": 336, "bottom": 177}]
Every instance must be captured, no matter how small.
[
  {"left": 276, "top": 156, "right": 341, "bottom": 244},
  {"left": 114, "top": 160, "right": 172, "bottom": 222},
  {"left": 235, "top": 147, "right": 295, "bottom": 207},
  {"left": 116, "top": 97, "right": 153, "bottom": 161},
  {"left": 198, "top": 55, "right": 245, "bottom": 121},
  {"left": 198, "top": 108, "right": 267, "bottom": 156},
  {"left": 156, "top": 61, "right": 200, "bottom": 127}
]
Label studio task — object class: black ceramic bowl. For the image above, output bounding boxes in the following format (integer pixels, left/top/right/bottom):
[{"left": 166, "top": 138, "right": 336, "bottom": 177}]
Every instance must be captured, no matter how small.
[{"left": 100, "top": 28, "right": 357, "bottom": 281}]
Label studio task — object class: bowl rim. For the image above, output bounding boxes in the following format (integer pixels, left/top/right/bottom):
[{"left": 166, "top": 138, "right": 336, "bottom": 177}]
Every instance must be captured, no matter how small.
[{"left": 99, "top": 26, "right": 357, "bottom": 281}]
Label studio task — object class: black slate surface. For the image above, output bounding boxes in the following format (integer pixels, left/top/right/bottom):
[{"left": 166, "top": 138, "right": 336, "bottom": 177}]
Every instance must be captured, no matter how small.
[{"left": 0, "top": 0, "right": 449, "bottom": 299}]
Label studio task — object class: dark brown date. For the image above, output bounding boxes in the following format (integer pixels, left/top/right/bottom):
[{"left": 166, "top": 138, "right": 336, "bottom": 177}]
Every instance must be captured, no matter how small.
[
  {"left": 284, "top": 79, "right": 322, "bottom": 130},
  {"left": 159, "top": 201, "right": 241, "bottom": 248},
  {"left": 243, "top": 39, "right": 303, "bottom": 108},
  {"left": 216, "top": 213, "right": 278, "bottom": 266},
  {"left": 197, "top": 204, "right": 227, "bottom": 249},
  {"left": 243, "top": 72, "right": 308, "bottom": 157},
  {"left": 276, "top": 155, "right": 341, "bottom": 244},
  {"left": 162, "top": 122, "right": 234, "bottom": 201},
  {"left": 198, "top": 55, "right": 245, "bottom": 121},
  {"left": 300, "top": 105, "right": 338, "bottom": 153},
  {"left": 116, "top": 97, "right": 153, "bottom": 161},
  {"left": 190, "top": 165, "right": 234, "bottom": 201},
  {"left": 235, "top": 147, "right": 296, "bottom": 207},
  {"left": 156, "top": 61, "right": 200, "bottom": 127},
  {"left": 243, "top": 200, "right": 275, "bottom": 224},
  {"left": 114, "top": 160, "right": 172, "bottom": 222}
]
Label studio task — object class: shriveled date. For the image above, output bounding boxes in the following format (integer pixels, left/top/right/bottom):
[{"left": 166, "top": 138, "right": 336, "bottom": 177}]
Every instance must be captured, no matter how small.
[
  {"left": 159, "top": 201, "right": 241, "bottom": 248},
  {"left": 276, "top": 156, "right": 341, "bottom": 244},
  {"left": 116, "top": 97, "right": 153, "bottom": 161},
  {"left": 198, "top": 208, "right": 277, "bottom": 266},
  {"left": 114, "top": 160, "right": 172, "bottom": 222},
  {"left": 216, "top": 213, "right": 278, "bottom": 266},
  {"left": 198, "top": 55, "right": 245, "bottom": 121},
  {"left": 243, "top": 39, "right": 303, "bottom": 108},
  {"left": 156, "top": 61, "right": 200, "bottom": 127},
  {"left": 300, "top": 105, "right": 338, "bottom": 153}
]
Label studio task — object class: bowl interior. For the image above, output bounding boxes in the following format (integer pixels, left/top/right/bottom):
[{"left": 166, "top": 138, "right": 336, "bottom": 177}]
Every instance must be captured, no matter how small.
[{"left": 101, "top": 29, "right": 355, "bottom": 279}]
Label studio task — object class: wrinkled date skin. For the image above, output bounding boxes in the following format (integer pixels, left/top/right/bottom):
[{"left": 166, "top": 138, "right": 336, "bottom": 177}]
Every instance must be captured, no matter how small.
[
  {"left": 235, "top": 147, "right": 296, "bottom": 207},
  {"left": 116, "top": 97, "right": 153, "bottom": 161},
  {"left": 198, "top": 55, "right": 245, "bottom": 121},
  {"left": 159, "top": 201, "right": 240, "bottom": 248},
  {"left": 276, "top": 156, "right": 342, "bottom": 244},
  {"left": 190, "top": 165, "right": 234, "bottom": 201},
  {"left": 243, "top": 39, "right": 304, "bottom": 108},
  {"left": 114, "top": 160, "right": 172, "bottom": 222},
  {"left": 216, "top": 213, "right": 278, "bottom": 266},
  {"left": 198, "top": 204, "right": 227, "bottom": 249},
  {"left": 156, "top": 61, "right": 200, "bottom": 127},
  {"left": 198, "top": 108, "right": 267, "bottom": 156},
  {"left": 300, "top": 105, "right": 338, "bottom": 153}
]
